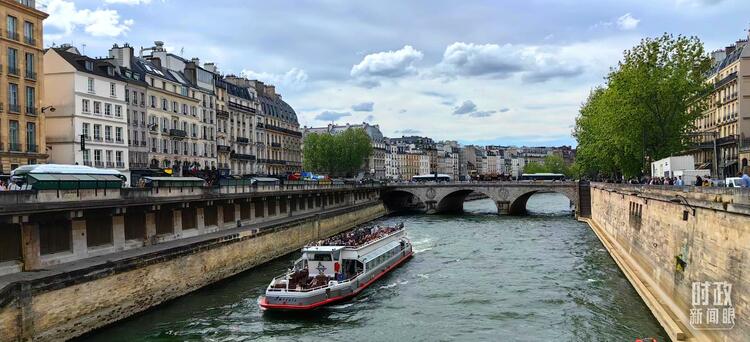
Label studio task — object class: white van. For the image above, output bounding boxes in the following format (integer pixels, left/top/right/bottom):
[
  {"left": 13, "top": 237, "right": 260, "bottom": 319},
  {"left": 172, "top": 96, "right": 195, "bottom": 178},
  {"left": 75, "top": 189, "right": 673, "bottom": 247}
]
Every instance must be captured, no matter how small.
[{"left": 725, "top": 177, "right": 743, "bottom": 187}]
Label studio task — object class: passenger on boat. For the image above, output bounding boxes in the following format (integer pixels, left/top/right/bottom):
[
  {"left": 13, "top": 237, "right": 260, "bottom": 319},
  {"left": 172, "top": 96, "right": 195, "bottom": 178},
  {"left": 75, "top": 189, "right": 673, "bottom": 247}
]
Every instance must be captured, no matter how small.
[{"left": 311, "top": 223, "right": 404, "bottom": 247}]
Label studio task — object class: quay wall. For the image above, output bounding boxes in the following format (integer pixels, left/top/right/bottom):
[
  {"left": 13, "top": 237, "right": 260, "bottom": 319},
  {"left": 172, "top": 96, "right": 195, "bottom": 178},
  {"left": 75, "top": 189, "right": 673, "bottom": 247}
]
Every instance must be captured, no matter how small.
[
  {"left": 588, "top": 184, "right": 750, "bottom": 341},
  {"left": 0, "top": 202, "right": 386, "bottom": 342}
]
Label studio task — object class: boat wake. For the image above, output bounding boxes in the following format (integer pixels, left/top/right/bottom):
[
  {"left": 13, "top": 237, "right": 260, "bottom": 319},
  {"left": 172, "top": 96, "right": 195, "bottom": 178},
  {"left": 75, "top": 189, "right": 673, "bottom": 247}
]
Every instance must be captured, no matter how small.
[{"left": 412, "top": 237, "right": 435, "bottom": 254}]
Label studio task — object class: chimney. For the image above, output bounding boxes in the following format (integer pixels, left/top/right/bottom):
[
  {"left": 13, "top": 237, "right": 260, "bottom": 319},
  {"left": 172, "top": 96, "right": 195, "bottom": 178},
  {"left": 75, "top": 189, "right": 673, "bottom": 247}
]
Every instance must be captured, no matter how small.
[
  {"left": 266, "top": 85, "right": 276, "bottom": 97},
  {"left": 108, "top": 43, "right": 134, "bottom": 68},
  {"left": 203, "top": 62, "right": 217, "bottom": 73},
  {"left": 149, "top": 56, "right": 162, "bottom": 69},
  {"left": 191, "top": 57, "right": 200, "bottom": 65},
  {"left": 711, "top": 49, "right": 726, "bottom": 65},
  {"left": 725, "top": 45, "right": 736, "bottom": 55}
]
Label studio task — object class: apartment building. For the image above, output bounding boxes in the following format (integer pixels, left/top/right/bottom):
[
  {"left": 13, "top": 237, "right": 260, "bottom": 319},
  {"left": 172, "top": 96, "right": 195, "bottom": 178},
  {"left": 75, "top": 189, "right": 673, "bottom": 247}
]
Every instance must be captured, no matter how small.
[
  {"left": 43, "top": 47, "right": 130, "bottom": 178},
  {"left": 216, "top": 76, "right": 260, "bottom": 176},
  {"left": 692, "top": 32, "right": 750, "bottom": 177},
  {"left": 0, "top": 0, "right": 46, "bottom": 173},
  {"left": 250, "top": 80, "right": 302, "bottom": 176}
]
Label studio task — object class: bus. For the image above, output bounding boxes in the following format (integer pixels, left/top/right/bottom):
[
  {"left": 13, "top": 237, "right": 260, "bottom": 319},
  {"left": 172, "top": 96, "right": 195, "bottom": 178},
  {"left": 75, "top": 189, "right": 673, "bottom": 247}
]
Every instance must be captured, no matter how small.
[
  {"left": 412, "top": 174, "right": 452, "bottom": 183},
  {"left": 519, "top": 173, "right": 565, "bottom": 181}
]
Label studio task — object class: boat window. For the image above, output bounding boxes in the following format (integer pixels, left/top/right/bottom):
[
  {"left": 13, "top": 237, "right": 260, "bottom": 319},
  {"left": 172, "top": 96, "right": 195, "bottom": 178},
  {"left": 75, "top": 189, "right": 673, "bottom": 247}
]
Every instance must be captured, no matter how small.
[{"left": 312, "top": 253, "right": 332, "bottom": 261}]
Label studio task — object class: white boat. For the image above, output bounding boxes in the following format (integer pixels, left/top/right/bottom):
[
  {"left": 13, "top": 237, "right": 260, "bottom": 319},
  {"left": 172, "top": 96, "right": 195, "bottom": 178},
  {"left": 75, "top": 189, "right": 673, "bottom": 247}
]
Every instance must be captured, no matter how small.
[{"left": 259, "top": 223, "right": 413, "bottom": 311}]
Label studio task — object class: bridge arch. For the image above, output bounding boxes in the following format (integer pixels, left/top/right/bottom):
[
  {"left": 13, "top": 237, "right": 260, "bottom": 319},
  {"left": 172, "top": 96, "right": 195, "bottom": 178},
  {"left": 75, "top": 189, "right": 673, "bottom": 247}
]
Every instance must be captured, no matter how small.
[
  {"left": 507, "top": 188, "right": 578, "bottom": 216},
  {"left": 381, "top": 189, "right": 426, "bottom": 213},
  {"left": 435, "top": 188, "right": 498, "bottom": 214}
]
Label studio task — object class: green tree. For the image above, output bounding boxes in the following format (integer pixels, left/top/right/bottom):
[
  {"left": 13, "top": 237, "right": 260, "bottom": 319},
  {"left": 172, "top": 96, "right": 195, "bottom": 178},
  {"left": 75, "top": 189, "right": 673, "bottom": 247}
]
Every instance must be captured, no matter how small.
[
  {"left": 303, "top": 128, "right": 373, "bottom": 177},
  {"left": 573, "top": 33, "right": 712, "bottom": 178},
  {"left": 523, "top": 161, "right": 547, "bottom": 174}
]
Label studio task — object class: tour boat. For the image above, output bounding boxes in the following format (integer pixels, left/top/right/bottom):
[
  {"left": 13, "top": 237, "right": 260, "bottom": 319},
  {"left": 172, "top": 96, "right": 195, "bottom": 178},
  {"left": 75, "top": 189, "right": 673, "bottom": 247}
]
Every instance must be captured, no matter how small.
[{"left": 259, "top": 223, "right": 413, "bottom": 311}]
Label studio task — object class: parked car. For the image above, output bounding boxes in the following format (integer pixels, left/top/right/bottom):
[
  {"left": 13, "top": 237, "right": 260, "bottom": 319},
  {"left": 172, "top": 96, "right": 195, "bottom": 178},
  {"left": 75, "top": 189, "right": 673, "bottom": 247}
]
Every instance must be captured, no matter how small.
[{"left": 725, "top": 177, "right": 743, "bottom": 187}]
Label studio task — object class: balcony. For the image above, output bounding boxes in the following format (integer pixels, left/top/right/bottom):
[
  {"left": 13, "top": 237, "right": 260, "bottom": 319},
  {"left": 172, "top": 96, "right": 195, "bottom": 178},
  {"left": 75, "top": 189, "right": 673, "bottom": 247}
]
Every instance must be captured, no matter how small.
[
  {"left": 83, "top": 135, "right": 91, "bottom": 141},
  {"left": 162, "top": 148, "right": 168, "bottom": 154},
  {"left": 236, "top": 137, "right": 249, "bottom": 144},
  {"left": 25, "top": 106, "right": 36, "bottom": 115},
  {"left": 216, "top": 109, "right": 229, "bottom": 118},
  {"left": 230, "top": 152, "right": 256, "bottom": 161},
  {"left": 228, "top": 101, "right": 256, "bottom": 113},
  {"left": 24, "top": 70, "right": 36, "bottom": 80},
  {"left": 714, "top": 72, "right": 737, "bottom": 90},
  {"left": 83, "top": 161, "right": 92, "bottom": 166},
  {"left": 8, "top": 104, "right": 20, "bottom": 113},
  {"left": 271, "top": 142, "right": 282, "bottom": 148},
  {"left": 5, "top": 30, "right": 18, "bottom": 41},
  {"left": 93, "top": 136, "right": 102, "bottom": 142},
  {"left": 105, "top": 137, "right": 113, "bottom": 143},
  {"left": 7, "top": 65, "right": 18, "bottom": 77},
  {"left": 24, "top": 36, "right": 35, "bottom": 46},
  {"left": 8, "top": 143, "right": 21, "bottom": 152},
  {"left": 27, "top": 144, "right": 37, "bottom": 153},
  {"left": 148, "top": 125, "right": 159, "bottom": 133},
  {"left": 169, "top": 128, "right": 187, "bottom": 138},
  {"left": 151, "top": 147, "right": 157, "bottom": 153},
  {"left": 266, "top": 124, "right": 303, "bottom": 137},
  {"left": 106, "top": 162, "right": 114, "bottom": 168},
  {"left": 116, "top": 139, "right": 124, "bottom": 144},
  {"left": 217, "top": 145, "right": 231, "bottom": 153},
  {"left": 94, "top": 161, "right": 104, "bottom": 168}
]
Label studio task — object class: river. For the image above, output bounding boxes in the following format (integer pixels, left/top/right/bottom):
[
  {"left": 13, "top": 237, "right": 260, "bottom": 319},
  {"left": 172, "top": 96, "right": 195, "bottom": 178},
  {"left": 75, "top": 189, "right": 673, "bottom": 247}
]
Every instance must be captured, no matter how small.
[{"left": 77, "top": 193, "right": 667, "bottom": 342}]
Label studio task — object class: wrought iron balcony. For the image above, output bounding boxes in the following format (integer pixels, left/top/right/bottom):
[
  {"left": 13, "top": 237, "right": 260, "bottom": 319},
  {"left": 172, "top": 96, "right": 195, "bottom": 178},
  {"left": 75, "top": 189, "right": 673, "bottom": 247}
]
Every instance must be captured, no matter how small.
[
  {"left": 169, "top": 128, "right": 187, "bottom": 138},
  {"left": 217, "top": 145, "right": 231, "bottom": 153},
  {"left": 25, "top": 106, "right": 36, "bottom": 115},
  {"left": 236, "top": 137, "right": 249, "bottom": 144},
  {"left": 230, "top": 152, "right": 256, "bottom": 161},
  {"left": 25, "top": 70, "right": 36, "bottom": 80},
  {"left": 94, "top": 161, "right": 104, "bottom": 168},
  {"left": 24, "top": 36, "right": 35, "bottom": 46},
  {"left": 6, "top": 30, "right": 18, "bottom": 41},
  {"left": 8, "top": 143, "right": 21, "bottom": 152},
  {"left": 216, "top": 109, "right": 229, "bottom": 118},
  {"left": 7, "top": 65, "right": 18, "bottom": 76},
  {"left": 8, "top": 104, "right": 20, "bottom": 113},
  {"left": 27, "top": 144, "right": 37, "bottom": 153},
  {"left": 83, "top": 161, "right": 92, "bottom": 166}
]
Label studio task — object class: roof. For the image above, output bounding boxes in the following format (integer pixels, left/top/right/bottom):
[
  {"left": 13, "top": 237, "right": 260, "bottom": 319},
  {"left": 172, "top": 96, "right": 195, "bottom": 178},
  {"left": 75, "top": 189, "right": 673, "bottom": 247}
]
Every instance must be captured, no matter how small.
[
  {"left": 51, "top": 48, "right": 129, "bottom": 83},
  {"left": 216, "top": 78, "right": 253, "bottom": 101},
  {"left": 711, "top": 42, "right": 749, "bottom": 76},
  {"left": 302, "top": 246, "right": 345, "bottom": 253},
  {"left": 259, "top": 94, "right": 298, "bottom": 124}
]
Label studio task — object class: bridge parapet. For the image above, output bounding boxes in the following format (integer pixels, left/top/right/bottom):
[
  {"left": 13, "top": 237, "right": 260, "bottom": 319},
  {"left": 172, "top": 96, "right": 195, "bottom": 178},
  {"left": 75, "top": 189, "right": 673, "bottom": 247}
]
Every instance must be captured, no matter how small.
[{"left": 383, "top": 181, "right": 580, "bottom": 215}]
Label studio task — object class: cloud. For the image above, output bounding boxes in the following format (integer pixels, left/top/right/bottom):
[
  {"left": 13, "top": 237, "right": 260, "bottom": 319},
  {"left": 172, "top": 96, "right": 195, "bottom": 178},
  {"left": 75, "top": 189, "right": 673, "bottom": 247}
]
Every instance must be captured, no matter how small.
[
  {"left": 364, "top": 114, "right": 374, "bottom": 122},
  {"left": 499, "top": 108, "right": 510, "bottom": 113},
  {"left": 676, "top": 0, "right": 726, "bottom": 6},
  {"left": 43, "top": 0, "right": 134, "bottom": 37},
  {"left": 469, "top": 111, "right": 496, "bottom": 118},
  {"left": 436, "top": 42, "right": 585, "bottom": 82},
  {"left": 351, "top": 102, "right": 375, "bottom": 112},
  {"left": 103, "top": 0, "right": 153, "bottom": 4},
  {"left": 437, "top": 42, "right": 525, "bottom": 78},
  {"left": 241, "top": 68, "right": 309, "bottom": 90},
  {"left": 453, "top": 100, "right": 477, "bottom": 115},
  {"left": 616, "top": 13, "right": 640, "bottom": 30},
  {"left": 350, "top": 45, "right": 423, "bottom": 79},
  {"left": 395, "top": 129, "right": 421, "bottom": 134},
  {"left": 315, "top": 111, "right": 351, "bottom": 121}
]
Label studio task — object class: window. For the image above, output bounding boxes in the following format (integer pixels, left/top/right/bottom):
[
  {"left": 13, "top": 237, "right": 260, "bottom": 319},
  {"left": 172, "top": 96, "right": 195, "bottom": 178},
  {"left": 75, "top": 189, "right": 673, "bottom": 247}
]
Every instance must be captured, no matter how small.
[
  {"left": 115, "top": 127, "right": 122, "bottom": 142},
  {"left": 7, "top": 48, "right": 17, "bottom": 74},
  {"left": 115, "top": 105, "right": 122, "bottom": 117},
  {"left": 93, "top": 124, "right": 101, "bottom": 140},
  {"left": 6, "top": 16, "right": 16, "bottom": 39},
  {"left": 82, "top": 99, "right": 90, "bottom": 113},
  {"left": 82, "top": 123, "right": 90, "bottom": 139},
  {"left": 105, "top": 126, "right": 112, "bottom": 141},
  {"left": 82, "top": 150, "right": 90, "bottom": 163},
  {"left": 26, "top": 122, "right": 35, "bottom": 151},
  {"left": 87, "top": 77, "right": 95, "bottom": 93},
  {"left": 24, "top": 53, "right": 34, "bottom": 78},
  {"left": 94, "top": 150, "right": 102, "bottom": 164},
  {"left": 172, "top": 101, "right": 178, "bottom": 113},
  {"left": 110, "top": 82, "right": 116, "bottom": 97},
  {"left": 23, "top": 21, "right": 33, "bottom": 44},
  {"left": 116, "top": 151, "right": 123, "bottom": 164},
  {"left": 25, "top": 86, "right": 34, "bottom": 112},
  {"left": 150, "top": 95, "right": 156, "bottom": 108},
  {"left": 105, "top": 103, "right": 112, "bottom": 116},
  {"left": 161, "top": 98, "right": 168, "bottom": 110},
  {"left": 7, "top": 83, "right": 18, "bottom": 111},
  {"left": 182, "top": 104, "right": 188, "bottom": 115},
  {"left": 124, "top": 89, "right": 129, "bottom": 102},
  {"left": 9, "top": 120, "right": 19, "bottom": 150},
  {"left": 106, "top": 150, "right": 112, "bottom": 163},
  {"left": 93, "top": 101, "right": 101, "bottom": 114}
]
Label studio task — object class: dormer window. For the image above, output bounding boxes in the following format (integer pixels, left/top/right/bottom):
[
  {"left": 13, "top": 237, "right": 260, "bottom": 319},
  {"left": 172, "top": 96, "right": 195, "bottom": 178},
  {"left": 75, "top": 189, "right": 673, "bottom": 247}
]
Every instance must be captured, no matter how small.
[
  {"left": 84, "top": 61, "right": 93, "bottom": 71},
  {"left": 107, "top": 66, "right": 114, "bottom": 76}
]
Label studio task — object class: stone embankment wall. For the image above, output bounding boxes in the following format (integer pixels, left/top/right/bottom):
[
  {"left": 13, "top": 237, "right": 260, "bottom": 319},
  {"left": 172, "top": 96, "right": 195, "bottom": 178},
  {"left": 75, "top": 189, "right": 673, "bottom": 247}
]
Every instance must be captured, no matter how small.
[
  {"left": 0, "top": 203, "right": 386, "bottom": 342},
  {"left": 588, "top": 184, "right": 749, "bottom": 341}
]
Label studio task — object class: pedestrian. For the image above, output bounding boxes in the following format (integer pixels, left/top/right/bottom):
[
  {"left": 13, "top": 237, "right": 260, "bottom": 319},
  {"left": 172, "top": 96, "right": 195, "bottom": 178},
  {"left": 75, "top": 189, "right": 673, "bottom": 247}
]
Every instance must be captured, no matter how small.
[
  {"left": 694, "top": 176, "right": 703, "bottom": 186},
  {"left": 739, "top": 171, "right": 750, "bottom": 188},
  {"left": 675, "top": 176, "right": 684, "bottom": 187},
  {"left": 0, "top": 180, "right": 6, "bottom": 191}
]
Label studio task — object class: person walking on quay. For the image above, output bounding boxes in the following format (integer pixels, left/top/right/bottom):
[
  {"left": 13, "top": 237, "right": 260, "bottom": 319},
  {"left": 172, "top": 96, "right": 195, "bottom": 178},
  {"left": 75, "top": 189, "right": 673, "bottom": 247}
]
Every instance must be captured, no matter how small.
[
  {"left": 675, "top": 176, "right": 684, "bottom": 187},
  {"left": 738, "top": 171, "right": 750, "bottom": 188}
]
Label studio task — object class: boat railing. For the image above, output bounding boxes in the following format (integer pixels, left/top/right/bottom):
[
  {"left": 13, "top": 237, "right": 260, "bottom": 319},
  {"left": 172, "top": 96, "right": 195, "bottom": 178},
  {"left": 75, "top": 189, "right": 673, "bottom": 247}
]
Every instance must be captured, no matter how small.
[{"left": 267, "top": 272, "right": 364, "bottom": 293}]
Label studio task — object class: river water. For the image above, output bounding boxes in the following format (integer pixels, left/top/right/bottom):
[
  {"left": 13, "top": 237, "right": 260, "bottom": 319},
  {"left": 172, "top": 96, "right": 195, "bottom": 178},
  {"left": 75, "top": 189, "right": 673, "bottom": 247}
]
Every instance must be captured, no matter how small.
[{"left": 78, "top": 193, "right": 667, "bottom": 342}]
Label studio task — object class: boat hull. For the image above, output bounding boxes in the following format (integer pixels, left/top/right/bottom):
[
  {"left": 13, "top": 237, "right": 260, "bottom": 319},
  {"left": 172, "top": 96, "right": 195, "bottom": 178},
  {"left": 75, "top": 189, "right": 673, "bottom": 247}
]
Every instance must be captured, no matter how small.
[{"left": 260, "top": 250, "right": 413, "bottom": 311}]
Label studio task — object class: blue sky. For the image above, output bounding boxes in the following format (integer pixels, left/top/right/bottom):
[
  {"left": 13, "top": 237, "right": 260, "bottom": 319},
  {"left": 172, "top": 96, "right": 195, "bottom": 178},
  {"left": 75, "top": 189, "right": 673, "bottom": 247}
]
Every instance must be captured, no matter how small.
[{"left": 39, "top": 0, "right": 749, "bottom": 146}]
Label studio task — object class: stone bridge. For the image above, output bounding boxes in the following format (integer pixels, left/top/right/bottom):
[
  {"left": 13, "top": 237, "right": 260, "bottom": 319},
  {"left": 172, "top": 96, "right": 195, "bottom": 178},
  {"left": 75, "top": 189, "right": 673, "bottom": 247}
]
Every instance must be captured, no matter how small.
[{"left": 382, "top": 182, "right": 581, "bottom": 215}]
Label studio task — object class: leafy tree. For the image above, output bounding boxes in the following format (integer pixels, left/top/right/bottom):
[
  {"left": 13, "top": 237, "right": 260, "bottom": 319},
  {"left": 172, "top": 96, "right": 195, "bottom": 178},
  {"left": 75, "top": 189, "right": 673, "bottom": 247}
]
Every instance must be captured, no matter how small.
[
  {"left": 573, "top": 33, "right": 712, "bottom": 178},
  {"left": 523, "top": 161, "right": 547, "bottom": 174},
  {"left": 303, "top": 128, "right": 373, "bottom": 177}
]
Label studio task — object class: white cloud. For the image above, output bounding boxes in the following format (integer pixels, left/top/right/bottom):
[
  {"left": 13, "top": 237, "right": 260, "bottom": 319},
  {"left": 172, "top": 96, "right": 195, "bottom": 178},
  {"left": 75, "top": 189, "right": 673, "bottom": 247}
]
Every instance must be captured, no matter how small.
[
  {"left": 453, "top": 100, "right": 477, "bottom": 115},
  {"left": 676, "top": 0, "right": 726, "bottom": 6},
  {"left": 104, "top": 0, "right": 152, "bottom": 4},
  {"left": 241, "top": 68, "right": 309, "bottom": 90},
  {"left": 616, "top": 13, "right": 640, "bottom": 30},
  {"left": 350, "top": 45, "right": 423, "bottom": 79},
  {"left": 351, "top": 102, "right": 375, "bottom": 112},
  {"left": 43, "top": 0, "right": 134, "bottom": 37}
]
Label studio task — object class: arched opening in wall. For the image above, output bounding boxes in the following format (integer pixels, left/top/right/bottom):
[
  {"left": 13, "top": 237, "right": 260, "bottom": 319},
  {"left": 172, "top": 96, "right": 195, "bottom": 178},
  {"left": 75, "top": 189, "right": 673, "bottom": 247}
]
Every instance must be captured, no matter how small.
[
  {"left": 381, "top": 190, "right": 425, "bottom": 213},
  {"left": 509, "top": 191, "right": 574, "bottom": 216},
  {"left": 436, "top": 190, "right": 496, "bottom": 214}
]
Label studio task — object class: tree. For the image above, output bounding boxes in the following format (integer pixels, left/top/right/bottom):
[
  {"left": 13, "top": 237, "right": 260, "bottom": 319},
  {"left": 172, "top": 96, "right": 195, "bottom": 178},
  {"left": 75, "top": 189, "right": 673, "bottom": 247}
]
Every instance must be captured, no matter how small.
[
  {"left": 303, "top": 128, "right": 373, "bottom": 177},
  {"left": 522, "top": 155, "right": 577, "bottom": 178},
  {"left": 573, "top": 33, "right": 712, "bottom": 178},
  {"left": 523, "top": 161, "right": 546, "bottom": 174}
]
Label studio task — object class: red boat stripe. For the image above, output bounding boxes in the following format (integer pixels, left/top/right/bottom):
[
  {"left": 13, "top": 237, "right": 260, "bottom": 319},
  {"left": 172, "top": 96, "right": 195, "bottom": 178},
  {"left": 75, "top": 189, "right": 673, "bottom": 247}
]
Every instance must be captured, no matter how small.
[{"left": 260, "top": 251, "right": 413, "bottom": 310}]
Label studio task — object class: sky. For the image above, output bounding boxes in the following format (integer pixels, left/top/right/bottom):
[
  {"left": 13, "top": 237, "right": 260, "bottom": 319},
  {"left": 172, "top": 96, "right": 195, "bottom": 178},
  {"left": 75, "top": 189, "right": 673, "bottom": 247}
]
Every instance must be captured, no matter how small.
[{"left": 38, "top": 0, "right": 749, "bottom": 147}]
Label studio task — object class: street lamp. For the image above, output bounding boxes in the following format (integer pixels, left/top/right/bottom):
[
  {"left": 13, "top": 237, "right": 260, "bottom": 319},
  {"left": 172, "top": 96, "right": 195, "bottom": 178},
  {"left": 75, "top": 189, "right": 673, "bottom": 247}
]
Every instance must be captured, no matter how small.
[{"left": 41, "top": 106, "right": 56, "bottom": 113}]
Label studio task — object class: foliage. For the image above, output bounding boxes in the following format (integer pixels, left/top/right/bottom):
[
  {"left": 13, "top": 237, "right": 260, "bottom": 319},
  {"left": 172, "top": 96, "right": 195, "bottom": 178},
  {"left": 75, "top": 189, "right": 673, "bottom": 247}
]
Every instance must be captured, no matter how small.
[
  {"left": 522, "top": 155, "right": 578, "bottom": 178},
  {"left": 303, "top": 128, "right": 373, "bottom": 177},
  {"left": 573, "top": 33, "right": 713, "bottom": 178}
]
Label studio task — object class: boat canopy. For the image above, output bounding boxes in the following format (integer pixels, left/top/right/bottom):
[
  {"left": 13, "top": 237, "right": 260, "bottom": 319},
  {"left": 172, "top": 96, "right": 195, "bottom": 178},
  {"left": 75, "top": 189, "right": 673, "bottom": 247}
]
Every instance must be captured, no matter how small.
[
  {"left": 302, "top": 246, "right": 346, "bottom": 253},
  {"left": 361, "top": 240, "right": 402, "bottom": 261}
]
